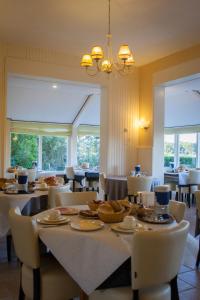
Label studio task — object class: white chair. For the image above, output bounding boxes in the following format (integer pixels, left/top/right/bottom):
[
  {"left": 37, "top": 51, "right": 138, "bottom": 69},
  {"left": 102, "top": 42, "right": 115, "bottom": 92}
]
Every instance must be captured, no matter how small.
[
  {"left": 56, "top": 191, "right": 97, "bottom": 206},
  {"left": 48, "top": 184, "right": 71, "bottom": 208},
  {"left": 9, "top": 207, "right": 80, "bottom": 300},
  {"left": 99, "top": 173, "right": 108, "bottom": 200},
  {"left": 66, "top": 166, "right": 86, "bottom": 191},
  {"left": 89, "top": 220, "right": 189, "bottom": 300},
  {"left": 195, "top": 191, "right": 200, "bottom": 267},
  {"left": 127, "top": 176, "right": 153, "bottom": 202},
  {"left": 169, "top": 200, "right": 186, "bottom": 223}
]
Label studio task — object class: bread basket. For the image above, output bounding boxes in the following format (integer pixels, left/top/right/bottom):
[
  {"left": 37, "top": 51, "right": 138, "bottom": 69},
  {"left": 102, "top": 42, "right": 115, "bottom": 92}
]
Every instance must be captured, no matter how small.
[
  {"left": 88, "top": 200, "right": 104, "bottom": 211},
  {"left": 98, "top": 207, "right": 127, "bottom": 223}
]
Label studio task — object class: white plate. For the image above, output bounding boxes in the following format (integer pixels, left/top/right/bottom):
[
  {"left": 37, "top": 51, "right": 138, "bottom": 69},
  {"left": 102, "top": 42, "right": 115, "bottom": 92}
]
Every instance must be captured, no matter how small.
[
  {"left": 111, "top": 223, "right": 143, "bottom": 234},
  {"left": 43, "top": 215, "right": 67, "bottom": 222},
  {"left": 55, "top": 207, "right": 79, "bottom": 215},
  {"left": 118, "top": 222, "right": 143, "bottom": 230},
  {"left": 70, "top": 220, "right": 104, "bottom": 231},
  {"left": 36, "top": 216, "right": 70, "bottom": 225}
]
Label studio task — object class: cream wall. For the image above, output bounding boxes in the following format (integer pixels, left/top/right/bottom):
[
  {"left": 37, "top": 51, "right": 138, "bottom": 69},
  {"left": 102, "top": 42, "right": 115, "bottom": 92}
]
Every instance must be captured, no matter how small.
[
  {"left": 139, "top": 44, "right": 200, "bottom": 179},
  {"left": 0, "top": 42, "right": 139, "bottom": 177}
]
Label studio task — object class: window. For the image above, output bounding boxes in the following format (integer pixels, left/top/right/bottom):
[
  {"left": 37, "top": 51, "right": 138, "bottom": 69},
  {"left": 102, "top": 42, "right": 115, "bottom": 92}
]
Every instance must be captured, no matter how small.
[
  {"left": 11, "top": 133, "right": 39, "bottom": 169},
  {"left": 42, "top": 136, "right": 68, "bottom": 171},
  {"left": 164, "top": 132, "right": 199, "bottom": 169},
  {"left": 10, "top": 133, "right": 68, "bottom": 171},
  {"left": 179, "top": 133, "right": 197, "bottom": 168},
  {"left": 77, "top": 135, "right": 100, "bottom": 168},
  {"left": 164, "top": 134, "right": 175, "bottom": 167}
]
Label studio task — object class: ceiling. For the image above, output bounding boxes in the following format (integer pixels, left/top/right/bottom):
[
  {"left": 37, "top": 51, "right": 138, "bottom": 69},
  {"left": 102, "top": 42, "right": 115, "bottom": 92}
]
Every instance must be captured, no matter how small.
[
  {"left": 0, "top": 0, "right": 200, "bottom": 66},
  {"left": 7, "top": 75, "right": 100, "bottom": 125},
  {"left": 165, "top": 76, "right": 200, "bottom": 127}
]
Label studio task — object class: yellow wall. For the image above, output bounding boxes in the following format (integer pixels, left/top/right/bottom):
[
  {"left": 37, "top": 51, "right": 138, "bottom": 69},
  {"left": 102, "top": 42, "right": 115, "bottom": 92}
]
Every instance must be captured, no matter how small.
[
  {"left": 0, "top": 42, "right": 139, "bottom": 176},
  {"left": 138, "top": 44, "right": 200, "bottom": 177}
]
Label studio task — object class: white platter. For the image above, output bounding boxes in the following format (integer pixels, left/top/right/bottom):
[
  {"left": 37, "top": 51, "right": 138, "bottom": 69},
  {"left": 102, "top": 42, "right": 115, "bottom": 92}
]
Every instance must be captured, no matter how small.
[
  {"left": 111, "top": 223, "right": 143, "bottom": 234},
  {"left": 70, "top": 220, "right": 104, "bottom": 231}
]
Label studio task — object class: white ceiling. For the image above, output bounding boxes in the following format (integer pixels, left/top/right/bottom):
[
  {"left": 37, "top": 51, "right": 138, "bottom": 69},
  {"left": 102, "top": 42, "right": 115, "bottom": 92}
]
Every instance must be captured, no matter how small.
[
  {"left": 0, "top": 0, "right": 200, "bottom": 66},
  {"left": 165, "top": 77, "right": 200, "bottom": 127},
  {"left": 7, "top": 75, "right": 100, "bottom": 125}
]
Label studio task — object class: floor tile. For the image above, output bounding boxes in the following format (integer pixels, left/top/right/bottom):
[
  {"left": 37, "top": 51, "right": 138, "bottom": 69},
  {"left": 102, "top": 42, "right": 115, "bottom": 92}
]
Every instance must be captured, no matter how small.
[
  {"left": 179, "top": 270, "right": 200, "bottom": 288},
  {"left": 180, "top": 288, "right": 200, "bottom": 300}
]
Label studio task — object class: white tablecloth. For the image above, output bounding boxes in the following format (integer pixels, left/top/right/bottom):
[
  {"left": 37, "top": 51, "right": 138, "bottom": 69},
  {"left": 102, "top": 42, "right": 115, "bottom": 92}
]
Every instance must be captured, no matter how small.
[
  {"left": 37, "top": 205, "right": 176, "bottom": 295},
  {"left": 0, "top": 190, "right": 47, "bottom": 237}
]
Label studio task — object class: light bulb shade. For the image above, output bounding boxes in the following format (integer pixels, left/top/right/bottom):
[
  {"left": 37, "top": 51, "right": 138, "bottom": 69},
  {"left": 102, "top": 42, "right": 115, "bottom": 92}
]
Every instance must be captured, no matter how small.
[
  {"left": 91, "top": 46, "right": 103, "bottom": 60},
  {"left": 125, "top": 54, "right": 135, "bottom": 66},
  {"left": 101, "top": 59, "right": 112, "bottom": 73},
  {"left": 118, "top": 44, "right": 131, "bottom": 60},
  {"left": 81, "top": 54, "right": 93, "bottom": 67}
]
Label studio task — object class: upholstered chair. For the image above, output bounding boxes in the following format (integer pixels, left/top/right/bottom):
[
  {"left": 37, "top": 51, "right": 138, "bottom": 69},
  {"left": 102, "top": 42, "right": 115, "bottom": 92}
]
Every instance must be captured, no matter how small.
[
  {"left": 89, "top": 220, "right": 189, "bottom": 300},
  {"left": 56, "top": 191, "right": 97, "bottom": 206},
  {"left": 9, "top": 207, "right": 80, "bottom": 300},
  {"left": 66, "top": 166, "right": 86, "bottom": 191},
  {"left": 169, "top": 200, "right": 186, "bottom": 223},
  {"left": 99, "top": 173, "right": 108, "bottom": 200},
  {"left": 127, "top": 176, "right": 153, "bottom": 202},
  {"left": 48, "top": 184, "right": 71, "bottom": 208}
]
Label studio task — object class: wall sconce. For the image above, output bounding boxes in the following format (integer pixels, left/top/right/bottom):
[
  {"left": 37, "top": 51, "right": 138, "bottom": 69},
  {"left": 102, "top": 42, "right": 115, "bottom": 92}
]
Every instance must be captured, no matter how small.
[{"left": 137, "top": 119, "right": 150, "bottom": 130}]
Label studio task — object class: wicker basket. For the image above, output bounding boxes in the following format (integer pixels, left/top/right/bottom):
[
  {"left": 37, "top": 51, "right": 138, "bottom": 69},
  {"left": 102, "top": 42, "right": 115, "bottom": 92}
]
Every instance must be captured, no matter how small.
[{"left": 98, "top": 207, "right": 127, "bottom": 223}]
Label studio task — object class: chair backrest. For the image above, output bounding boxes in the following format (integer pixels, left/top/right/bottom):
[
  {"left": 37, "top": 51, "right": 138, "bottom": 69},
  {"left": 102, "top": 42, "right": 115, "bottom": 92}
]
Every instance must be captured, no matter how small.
[
  {"left": 169, "top": 200, "right": 186, "bottom": 223},
  {"left": 132, "top": 220, "right": 189, "bottom": 290},
  {"left": 56, "top": 191, "right": 97, "bottom": 206},
  {"left": 127, "top": 176, "right": 153, "bottom": 195},
  {"left": 9, "top": 207, "right": 40, "bottom": 269},
  {"left": 48, "top": 184, "right": 71, "bottom": 208},
  {"left": 66, "top": 167, "right": 75, "bottom": 179},
  {"left": 195, "top": 191, "right": 200, "bottom": 218},
  {"left": 189, "top": 170, "right": 200, "bottom": 184},
  {"left": 99, "top": 173, "right": 106, "bottom": 192}
]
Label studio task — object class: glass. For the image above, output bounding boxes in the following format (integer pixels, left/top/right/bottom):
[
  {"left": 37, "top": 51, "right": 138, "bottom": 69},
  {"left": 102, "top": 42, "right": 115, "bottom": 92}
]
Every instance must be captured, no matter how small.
[
  {"left": 77, "top": 135, "right": 100, "bottom": 168},
  {"left": 179, "top": 133, "right": 197, "bottom": 168},
  {"left": 42, "top": 136, "right": 68, "bottom": 171},
  {"left": 10, "top": 133, "right": 38, "bottom": 169},
  {"left": 164, "top": 134, "right": 175, "bottom": 167}
]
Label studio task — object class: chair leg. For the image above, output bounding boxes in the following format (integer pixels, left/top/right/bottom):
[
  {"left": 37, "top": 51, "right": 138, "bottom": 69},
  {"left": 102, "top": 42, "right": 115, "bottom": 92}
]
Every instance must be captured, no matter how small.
[
  {"left": 133, "top": 290, "right": 139, "bottom": 300},
  {"left": 170, "top": 275, "right": 179, "bottom": 300},
  {"left": 33, "top": 268, "right": 40, "bottom": 300},
  {"left": 6, "top": 234, "right": 12, "bottom": 262},
  {"left": 104, "top": 194, "right": 108, "bottom": 201},
  {"left": 18, "top": 263, "right": 25, "bottom": 300},
  {"left": 175, "top": 192, "right": 178, "bottom": 201},
  {"left": 187, "top": 193, "right": 191, "bottom": 208},
  {"left": 196, "top": 237, "right": 200, "bottom": 268}
]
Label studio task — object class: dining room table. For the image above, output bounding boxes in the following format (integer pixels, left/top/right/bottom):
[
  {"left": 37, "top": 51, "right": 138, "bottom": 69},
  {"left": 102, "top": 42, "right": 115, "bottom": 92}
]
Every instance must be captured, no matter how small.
[
  {"left": 106, "top": 176, "right": 161, "bottom": 200},
  {"left": 35, "top": 204, "right": 177, "bottom": 298},
  {"left": 0, "top": 190, "right": 48, "bottom": 238}
]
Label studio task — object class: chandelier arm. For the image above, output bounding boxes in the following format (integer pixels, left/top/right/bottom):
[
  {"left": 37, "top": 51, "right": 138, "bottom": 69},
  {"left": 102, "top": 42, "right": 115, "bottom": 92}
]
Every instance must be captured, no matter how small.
[{"left": 85, "top": 66, "right": 99, "bottom": 76}]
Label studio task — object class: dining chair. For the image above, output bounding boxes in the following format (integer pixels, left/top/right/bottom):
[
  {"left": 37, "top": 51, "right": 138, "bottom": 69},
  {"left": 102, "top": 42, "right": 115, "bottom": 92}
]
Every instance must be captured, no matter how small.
[
  {"left": 9, "top": 207, "right": 81, "bottom": 300},
  {"left": 195, "top": 191, "right": 200, "bottom": 267},
  {"left": 48, "top": 184, "right": 71, "bottom": 208},
  {"left": 127, "top": 176, "right": 153, "bottom": 203},
  {"left": 99, "top": 173, "right": 108, "bottom": 200},
  {"left": 89, "top": 220, "right": 189, "bottom": 300},
  {"left": 56, "top": 191, "right": 98, "bottom": 206},
  {"left": 168, "top": 200, "right": 186, "bottom": 223},
  {"left": 66, "top": 166, "right": 86, "bottom": 192},
  {"left": 85, "top": 172, "right": 99, "bottom": 192}
]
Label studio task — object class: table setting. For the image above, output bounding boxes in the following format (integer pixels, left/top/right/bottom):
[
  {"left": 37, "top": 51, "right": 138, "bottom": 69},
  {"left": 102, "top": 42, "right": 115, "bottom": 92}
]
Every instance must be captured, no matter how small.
[{"left": 35, "top": 199, "right": 177, "bottom": 295}]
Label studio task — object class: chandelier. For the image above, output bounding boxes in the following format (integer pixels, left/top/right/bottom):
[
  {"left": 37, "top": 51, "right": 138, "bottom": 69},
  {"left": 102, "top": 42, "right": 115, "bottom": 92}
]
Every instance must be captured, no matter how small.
[{"left": 80, "top": 0, "right": 135, "bottom": 76}]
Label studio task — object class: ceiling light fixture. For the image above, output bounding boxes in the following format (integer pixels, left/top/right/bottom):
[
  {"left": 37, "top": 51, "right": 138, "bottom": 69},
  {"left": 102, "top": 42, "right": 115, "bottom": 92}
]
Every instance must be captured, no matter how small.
[
  {"left": 52, "top": 84, "right": 58, "bottom": 89},
  {"left": 80, "top": 0, "right": 135, "bottom": 76}
]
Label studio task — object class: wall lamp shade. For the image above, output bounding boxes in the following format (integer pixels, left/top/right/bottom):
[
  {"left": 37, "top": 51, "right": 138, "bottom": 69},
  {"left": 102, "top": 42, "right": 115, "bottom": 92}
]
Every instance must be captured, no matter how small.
[{"left": 138, "top": 119, "right": 150, "bottom": 130}]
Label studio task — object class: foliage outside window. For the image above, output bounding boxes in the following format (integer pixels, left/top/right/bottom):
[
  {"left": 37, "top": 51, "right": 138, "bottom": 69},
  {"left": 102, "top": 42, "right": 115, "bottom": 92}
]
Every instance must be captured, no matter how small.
[
  {"left": 42, "top": 136, "right": 68, "bottom": 171},
  {"left": 164, "top": 134, "right": 175, "bottom": 167},
  {"left": 11, "top": 133, "right": 68, "bottom": 171},
  {"left": 77, "top": 135, "right": 100, "bottom": 168},
  {"left": 179, "top": 133, "right": 197, "bottom": 168},
  {"left": 11, "top": 133, "right": 38, "bottom": 169}
]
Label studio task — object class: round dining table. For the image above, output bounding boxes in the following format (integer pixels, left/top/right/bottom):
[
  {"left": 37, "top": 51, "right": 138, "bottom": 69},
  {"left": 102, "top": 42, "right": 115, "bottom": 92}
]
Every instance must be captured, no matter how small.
[{"left": 35, "top": 205, "right": 177, "bottom": 297}]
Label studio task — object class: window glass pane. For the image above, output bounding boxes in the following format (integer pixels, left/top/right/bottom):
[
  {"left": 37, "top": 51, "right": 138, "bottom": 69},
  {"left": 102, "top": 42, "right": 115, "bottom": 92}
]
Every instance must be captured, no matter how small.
[
  {"left": 10, "top": 133, "right": 38, "bottom": 168},
  {"left": 77, "top": 135, "right": 100, "bottom": 168},
  {"left": 42, "top": 136, "right": 68, "bottom": 171},
  {"left": 164, "top": 134, "right": 175, "bottom": 167},
  {"left": 179, "top": 133, "right": 197, "bottom": 168}
]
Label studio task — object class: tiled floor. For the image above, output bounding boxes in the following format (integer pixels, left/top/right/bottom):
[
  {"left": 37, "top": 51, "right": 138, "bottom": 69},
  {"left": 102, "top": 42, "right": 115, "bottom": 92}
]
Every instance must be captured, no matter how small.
[{"left": 0, "top": 204, "right": 200, "bottom": 300}]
